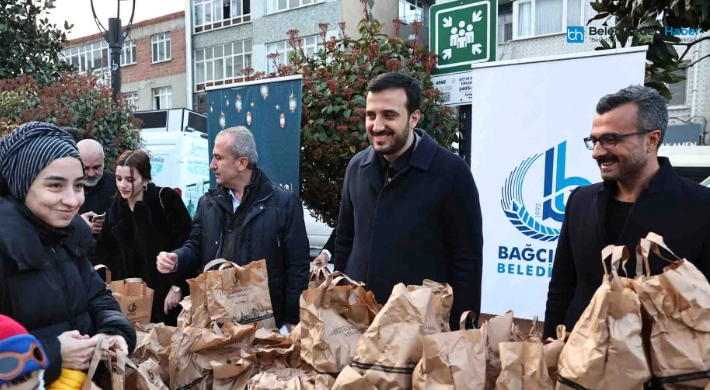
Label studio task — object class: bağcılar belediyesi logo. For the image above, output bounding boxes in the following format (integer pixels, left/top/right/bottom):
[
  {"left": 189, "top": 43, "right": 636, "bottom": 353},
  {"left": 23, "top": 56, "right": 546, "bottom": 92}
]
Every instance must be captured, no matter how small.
[{"left": 499, "top": 141, "right": 590, "bottom": 278}]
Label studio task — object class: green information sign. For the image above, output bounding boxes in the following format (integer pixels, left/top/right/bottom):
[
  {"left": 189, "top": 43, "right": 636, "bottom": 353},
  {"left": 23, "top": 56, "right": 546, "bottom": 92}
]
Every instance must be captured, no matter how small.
[{"left": 430, "top": 0, "right": 497, "bottom": 76}]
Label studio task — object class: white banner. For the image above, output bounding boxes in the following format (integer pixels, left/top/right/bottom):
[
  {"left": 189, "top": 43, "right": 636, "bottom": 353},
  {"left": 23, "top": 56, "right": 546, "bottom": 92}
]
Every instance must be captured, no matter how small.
[{"left": 469, "top": 48, "right": 648, "bottom": 320}]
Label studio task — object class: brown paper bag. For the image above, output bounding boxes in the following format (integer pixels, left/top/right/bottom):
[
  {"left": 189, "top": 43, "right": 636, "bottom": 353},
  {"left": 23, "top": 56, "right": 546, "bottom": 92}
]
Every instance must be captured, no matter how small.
[
  {"left": 204, "top": 259, "right": 277, "bottom": 329},
  {"left": 485, "top": 310, "right": 515, "bottom": 390},
  {"left": 496, "top": 317, "right": 554, "bottom": 390},
  {"left": 542, "top": 325, "right": 567, "bottom": 384},
  {"left": 127, "top": 359, "right": 170, "bottom": 390},
  {"left": 412, "top": 311, "right": 487, "bottom": 390},
  {"left": 299, "top": 272, "right": 366, "bottom": 380},
  {"left": 168, "top": 322, "right": 257, "bottom": 389},
  {"left": 632, "top": 233, "right": 710, "bottom": 389},
  {"left": 351, "top": 281, "right": 454, "bottom": 390},
  {"left": 94, "top": 265, "right": 154, "bottom": 325},
  {"left": 305, "top": 271, "right": 381, "bottom": 332},
  {"left": 332, "top": 366, "right": 378, "bottom": 390},
  {"left": 132, "top": 323, "right": 178, "bottom": 384},
  {"left": 187, "top": 272, "right": 211, "bottom": 328},
  {"left": 211, "top": 358, "right": 255, "bottom": 390},
  {"left": 177, "top": 296, "right": 192, "bottom": 329},
  {"left": 557, "top": 245, "right": 651, "bottom": 390},
  {"left": 309, "top": 266, "right": 331, "bottom": 289},
  {"left": 247, "top": 367, "right": 315, "bottom": 390}
]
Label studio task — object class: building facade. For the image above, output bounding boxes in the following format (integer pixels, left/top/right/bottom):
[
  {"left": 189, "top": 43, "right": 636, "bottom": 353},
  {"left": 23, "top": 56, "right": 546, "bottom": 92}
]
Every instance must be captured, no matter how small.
[
  {"left": 494, "top": 0, "right": 710, "bottom": 145},
  {"left": 62, "top": 12, "right": 188, "bottom": 112},
  {"left": 186, "top": 0, "right": 434, "bottom": 113}
]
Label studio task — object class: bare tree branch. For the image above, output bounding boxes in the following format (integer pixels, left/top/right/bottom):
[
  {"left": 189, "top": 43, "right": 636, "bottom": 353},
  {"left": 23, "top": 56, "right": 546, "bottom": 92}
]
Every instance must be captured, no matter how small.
[
  {"left": 682, "top": 53, "right": 710, "bottom": 69},
  {"left": 678, "top": 35, "right": 710, "bottom": 62}
]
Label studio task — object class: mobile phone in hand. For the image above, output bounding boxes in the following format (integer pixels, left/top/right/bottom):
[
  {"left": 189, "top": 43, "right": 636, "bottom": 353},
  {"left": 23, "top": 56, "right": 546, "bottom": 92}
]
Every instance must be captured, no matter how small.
[{"left": 90, "top": 213, "right": 106, "bottom": 222}]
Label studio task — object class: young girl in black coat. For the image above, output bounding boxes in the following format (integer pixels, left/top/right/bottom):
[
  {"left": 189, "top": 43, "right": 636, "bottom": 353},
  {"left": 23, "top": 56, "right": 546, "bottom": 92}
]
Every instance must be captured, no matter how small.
[
  {"left": 0, "top": 122, "right": 136, "bottom": 386},
  {"left": 95, "top": 150, "right": 192, "bottom": 326}
]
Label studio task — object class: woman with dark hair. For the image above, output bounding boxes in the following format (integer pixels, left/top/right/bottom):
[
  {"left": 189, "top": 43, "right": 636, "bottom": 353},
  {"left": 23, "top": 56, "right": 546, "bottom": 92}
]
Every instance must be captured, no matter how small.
[
  {"left": 0, "top": 122, "right": 136, "bottom": 386},
  {"left": 95, "top": 149, "right": 192, "bottom": 326}
]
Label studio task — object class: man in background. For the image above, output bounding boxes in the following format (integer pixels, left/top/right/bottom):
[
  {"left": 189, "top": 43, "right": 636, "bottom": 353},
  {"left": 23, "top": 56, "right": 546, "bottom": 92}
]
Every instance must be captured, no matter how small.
[{"left": 77, "top": 139, "right": 116, "bottom": 235}]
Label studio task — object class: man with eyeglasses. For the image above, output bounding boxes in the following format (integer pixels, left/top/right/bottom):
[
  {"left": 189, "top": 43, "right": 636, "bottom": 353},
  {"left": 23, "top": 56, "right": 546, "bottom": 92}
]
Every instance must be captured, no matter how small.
[{"left": 543, "top": 85, "right": 710, "bottom": 339}]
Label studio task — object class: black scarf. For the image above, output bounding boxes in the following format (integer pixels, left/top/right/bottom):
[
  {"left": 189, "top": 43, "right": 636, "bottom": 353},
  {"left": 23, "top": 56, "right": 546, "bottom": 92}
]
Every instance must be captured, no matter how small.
[{"left": 10, "top": 197, "right": 73, "bottom": 246}]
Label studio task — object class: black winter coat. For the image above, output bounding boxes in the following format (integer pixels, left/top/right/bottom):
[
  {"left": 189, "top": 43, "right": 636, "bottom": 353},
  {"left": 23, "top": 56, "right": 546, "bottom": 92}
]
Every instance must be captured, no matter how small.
[
  {"left": 172, "top": 168, "right": 310, "bottom": 326},
  {"left": 0, "top": 198, "right": 137, "bottom": 385},
  {"left": 544, "top": 157, "right": 710, "bottom": 338},
  {"left": 335, "top": 129, "right": 484, "bottom": 330},
  {"left": 95, "top": 183, "right": 192, "bottom": 325}
]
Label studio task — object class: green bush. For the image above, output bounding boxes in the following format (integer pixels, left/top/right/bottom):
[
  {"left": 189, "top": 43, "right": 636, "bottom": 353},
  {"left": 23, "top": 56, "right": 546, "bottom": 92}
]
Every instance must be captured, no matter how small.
[
  {"left": 244, "top": 2, "right": 460, "bottom": 227},
  {"left": 0, "top": 72, "right": 142, "bottom": 167}
]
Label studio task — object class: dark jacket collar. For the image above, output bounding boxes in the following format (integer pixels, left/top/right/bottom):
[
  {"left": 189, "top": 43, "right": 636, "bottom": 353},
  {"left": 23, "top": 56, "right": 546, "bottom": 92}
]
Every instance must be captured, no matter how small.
[
  {"left": 599, "top": 157, "right": 678, "bottom": 195},
  {"left": 0, "top": 198, "right": 93, "bottom": 271},
  {"left": 362, "top": 128, "right": 438, "bottom": 171},
  {"left": 211, "top": 167, "right": 274, "bottom": 213}
]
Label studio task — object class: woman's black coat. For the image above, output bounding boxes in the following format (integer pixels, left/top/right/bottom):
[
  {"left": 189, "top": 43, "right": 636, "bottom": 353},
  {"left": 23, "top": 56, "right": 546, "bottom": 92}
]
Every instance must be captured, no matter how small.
[
  {"left": 95, "top": 183, "right": 192, "bottom": 325},
  {"left": 0, "top": 198, "right": 137, "bottom": 385}
]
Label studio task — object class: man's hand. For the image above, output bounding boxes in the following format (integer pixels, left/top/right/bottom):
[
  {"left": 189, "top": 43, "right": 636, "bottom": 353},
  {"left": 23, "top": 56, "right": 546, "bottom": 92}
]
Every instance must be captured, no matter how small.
[
  {"left": 80, "top": 212, "right": 96, "bottom": 229},
  {"left": 312, "top": 251, "right": 329, "bottom": 268},
  {"left": 157, "top": 252, "right": 178, "bottom": 274},
  {"left": 58, "top": 331, "right": 99, "bottom": 370},
  {"left": 164, "top": 287, "right": 182, "bottom": 314},
  {"left": 90, "top": 214, "right": 105, "bottom": 235}
]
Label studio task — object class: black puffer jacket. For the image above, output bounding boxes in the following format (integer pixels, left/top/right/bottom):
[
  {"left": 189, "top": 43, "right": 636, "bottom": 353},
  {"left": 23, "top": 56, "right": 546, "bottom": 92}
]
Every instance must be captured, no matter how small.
[
  {"left": 0, "top": 198, "right": 137, "bottom": 384},
  {"left": 95, "top": 183, "right": 192, "bottom": 325},
  {"left": 172, "top": 168, "right": 309, "bottom": 326}
]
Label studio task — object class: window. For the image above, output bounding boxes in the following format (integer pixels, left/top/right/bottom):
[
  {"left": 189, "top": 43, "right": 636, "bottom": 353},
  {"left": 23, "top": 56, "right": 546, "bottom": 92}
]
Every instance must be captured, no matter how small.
[
  {"left": 151, "top": 33, "right": 172, "bottom": 63},
  {"left": 121, "top": 40, "right": 137, "bottom": 66},
  {"left": 61, "top": 40, "right": 138, "bottom": 72},
  {"left": 668, "top": 62, "right": 689, "bottom": 107},
  {"left": 266, "top": 0, "right": 322, "bottom": 14},
  {"left": 194, "top": 39, "right": 252, "bottom": 90},
  {"left": 266, "top": 35, "right": 318, "bottom": 73},
  {"left": 124, "top": 92, "right": 139, "bottom": 111},
  {"left": 498, "top": 9, "right": 513, "bottom": 42},
  {"left": 152, "top": 87, "right": 172, "bottom": 110},
  {"left": 194, "top": 0, "right": 251, "bottom": 33},
  {"left": 513, "top": 0, "right": 583, "bottom": 39},
  {"left": 399, "top": 0, "right": 423, "bottom": 24}
]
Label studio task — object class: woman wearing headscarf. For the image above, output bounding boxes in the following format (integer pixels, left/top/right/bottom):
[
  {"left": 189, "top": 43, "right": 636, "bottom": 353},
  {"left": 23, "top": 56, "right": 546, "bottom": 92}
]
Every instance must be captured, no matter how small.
[
  {"left": 0, "top": 122, "right": 137, "bottom": 386},
  {"left": 95, "top": 149, "right": 192, "bottom": 326}
]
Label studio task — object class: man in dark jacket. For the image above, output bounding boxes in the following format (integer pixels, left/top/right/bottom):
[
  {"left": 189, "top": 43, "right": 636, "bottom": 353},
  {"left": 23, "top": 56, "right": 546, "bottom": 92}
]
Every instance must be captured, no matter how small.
[
  {"left": 335, "top": 72, "right": 484, "bottom": 330},
  {"left": 157, "top": 126, "right": 309, "bottom": 329},
  {"left": 78, "top": 139, "right": 117, "bottom": 235},
  {"left": 543, "top": 85, "right": 710, "bottom": 339}
]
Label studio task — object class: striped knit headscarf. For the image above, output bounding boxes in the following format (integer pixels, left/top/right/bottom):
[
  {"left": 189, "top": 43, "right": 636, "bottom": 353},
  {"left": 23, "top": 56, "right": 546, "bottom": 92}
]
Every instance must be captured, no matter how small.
[{"left": 0, "top": 122, "right": 82, "bottom": 202}]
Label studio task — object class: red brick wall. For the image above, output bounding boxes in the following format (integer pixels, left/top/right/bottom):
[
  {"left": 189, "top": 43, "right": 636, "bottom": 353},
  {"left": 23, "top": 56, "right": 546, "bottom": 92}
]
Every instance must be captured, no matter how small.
[{"left": 122, "top": 27, "right": 186, "bottom": 85}]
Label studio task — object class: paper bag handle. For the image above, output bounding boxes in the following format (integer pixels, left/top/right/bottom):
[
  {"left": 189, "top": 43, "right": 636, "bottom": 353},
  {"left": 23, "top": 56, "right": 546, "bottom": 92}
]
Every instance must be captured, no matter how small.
[
  {"left": 203, "top": 259, "right": 242, "bottom": 272},
  {"left": 94, "top": 264, "right": 112, "bottom": 284},
  {"left": 310, "top": 266, "right": 331, "bottom": 281},
  {"left": 601, "top": 245, "right": 626, "bottom": 291},
  {"left": 556, "top": 324, "right": 568, "bottom": 341},
  {"left": 320, "top": 271, "right": 364, "bottom": 290},
  {"left": 459, "top": 311, "right": 477, "bottom": 330},
  {"left": 637, "top": 232, "right": 681, "bottom": 268},
  {"left": 82, "top": 338, "right": 111, "bottom": 390}
]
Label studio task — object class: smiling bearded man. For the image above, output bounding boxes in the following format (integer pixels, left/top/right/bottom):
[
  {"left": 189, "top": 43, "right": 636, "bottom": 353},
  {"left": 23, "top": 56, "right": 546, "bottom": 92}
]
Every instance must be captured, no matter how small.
[
  {"left": 543, "top": 85, "right": 710, "bottom": 339},
  {"left": 334, "top": 72, "right": 484, "bottom": 331}
]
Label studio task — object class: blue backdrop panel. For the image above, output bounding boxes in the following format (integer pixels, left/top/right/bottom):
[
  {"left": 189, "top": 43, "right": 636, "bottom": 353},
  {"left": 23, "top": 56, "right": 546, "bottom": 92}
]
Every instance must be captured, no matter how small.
[{"left": 206, "top": 76, "right": 302, "bottom": 197}]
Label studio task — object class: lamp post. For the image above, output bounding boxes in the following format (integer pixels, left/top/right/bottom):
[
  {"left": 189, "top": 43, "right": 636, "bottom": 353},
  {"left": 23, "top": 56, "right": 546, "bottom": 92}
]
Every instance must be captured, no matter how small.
[{"left": 90, "top": 0, "right": 136, "bottom": 101}]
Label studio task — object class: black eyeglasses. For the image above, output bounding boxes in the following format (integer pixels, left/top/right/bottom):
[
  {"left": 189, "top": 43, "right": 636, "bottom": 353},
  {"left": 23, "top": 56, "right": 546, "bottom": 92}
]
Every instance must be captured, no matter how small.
[{"left": 584, "top": 130, "right": 653, "bottom": 150}]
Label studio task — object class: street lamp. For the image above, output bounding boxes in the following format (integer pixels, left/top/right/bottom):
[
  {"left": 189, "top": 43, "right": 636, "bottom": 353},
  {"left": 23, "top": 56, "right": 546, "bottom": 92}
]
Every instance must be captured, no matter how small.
[{"left": 91, "top": 0, "right": 136, "bottom": 101}]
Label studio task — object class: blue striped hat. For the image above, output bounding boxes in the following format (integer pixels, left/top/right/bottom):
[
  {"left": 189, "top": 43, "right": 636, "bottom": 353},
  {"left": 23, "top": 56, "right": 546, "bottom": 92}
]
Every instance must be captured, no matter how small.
[{"left": 0, "top": 122, "right": 82, "bottom": 201}]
